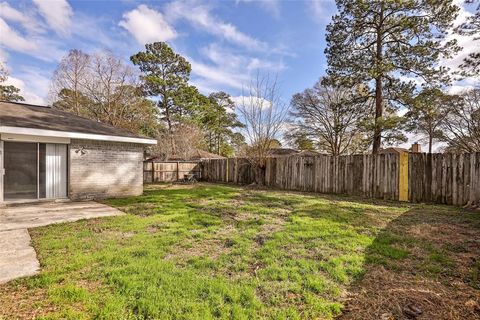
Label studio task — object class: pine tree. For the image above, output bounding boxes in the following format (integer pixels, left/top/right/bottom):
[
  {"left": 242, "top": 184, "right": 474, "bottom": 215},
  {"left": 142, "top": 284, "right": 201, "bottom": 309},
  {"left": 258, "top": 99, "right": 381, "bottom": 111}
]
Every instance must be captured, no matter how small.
[
  {"left": 325, "top": 0, "right": 461, "bottom": 153},
  {"left": 131, "top": 42, "right": 192, "bottom": 135}
]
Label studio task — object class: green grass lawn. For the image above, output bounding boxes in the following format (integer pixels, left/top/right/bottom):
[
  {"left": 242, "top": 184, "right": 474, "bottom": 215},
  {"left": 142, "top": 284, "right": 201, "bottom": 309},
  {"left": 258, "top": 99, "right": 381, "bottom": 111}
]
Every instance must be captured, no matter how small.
[{"left": 1, "top": 184, "right": 479, "bottom": 319}]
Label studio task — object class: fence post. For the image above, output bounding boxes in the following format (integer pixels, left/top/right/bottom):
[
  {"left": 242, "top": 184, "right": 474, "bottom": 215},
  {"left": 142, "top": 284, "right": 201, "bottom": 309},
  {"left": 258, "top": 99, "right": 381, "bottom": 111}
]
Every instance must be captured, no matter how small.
[
  {"left": 151, "top": 162, "right": 154, "bottom": 183},
  {"left": 399, "top": 151, "right": 409, "bottom": 201},
  {"left": 177, "top": 161, "right": 180, "bottom": 181},
  {"left": 226, "top": 158, "right": 229, "bottom": 182}
]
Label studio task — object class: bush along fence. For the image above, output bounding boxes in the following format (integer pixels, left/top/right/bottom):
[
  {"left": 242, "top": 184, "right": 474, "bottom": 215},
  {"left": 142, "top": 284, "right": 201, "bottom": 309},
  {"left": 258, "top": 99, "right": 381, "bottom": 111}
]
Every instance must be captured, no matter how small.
[
  {"left": 201, "top": 152, "right": 480, "bottom": 206},
  {"left": 144, "top": 161, "right": 201, "bottom": 183}
]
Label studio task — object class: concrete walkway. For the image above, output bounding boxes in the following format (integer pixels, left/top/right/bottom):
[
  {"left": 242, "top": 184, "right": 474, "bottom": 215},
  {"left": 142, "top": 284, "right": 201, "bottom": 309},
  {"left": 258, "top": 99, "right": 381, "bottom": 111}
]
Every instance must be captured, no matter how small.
[{"left": 0, "top": 201, "right": 124, "bottom": 284}]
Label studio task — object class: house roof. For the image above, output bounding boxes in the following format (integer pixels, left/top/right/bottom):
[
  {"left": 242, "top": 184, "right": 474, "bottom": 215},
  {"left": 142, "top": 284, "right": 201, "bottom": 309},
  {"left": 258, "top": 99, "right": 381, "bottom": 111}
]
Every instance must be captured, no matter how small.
[
  {"left": 296, "top": 150, "right": 324, "bottom": 157},
  {"left": 0, "top": 101, "right": 156, "bottom": 144},
  {"left": 268, "top": 148, "right": 299, "bottom": 157}
]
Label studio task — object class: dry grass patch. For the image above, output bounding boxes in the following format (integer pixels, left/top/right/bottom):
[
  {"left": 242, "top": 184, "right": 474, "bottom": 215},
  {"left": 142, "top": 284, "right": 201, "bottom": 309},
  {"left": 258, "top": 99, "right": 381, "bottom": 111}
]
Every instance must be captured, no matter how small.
[{"left": 340, "top": 266, "right": 480, "bottom": 320}]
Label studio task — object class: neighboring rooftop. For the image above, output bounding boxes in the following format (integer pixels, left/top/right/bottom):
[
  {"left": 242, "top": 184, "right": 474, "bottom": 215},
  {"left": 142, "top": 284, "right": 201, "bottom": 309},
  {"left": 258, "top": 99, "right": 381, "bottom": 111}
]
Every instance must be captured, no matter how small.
[
  {"left": 146, "top": 149, "right": 226, "bottom": 162},
  {"left": 268, "top": 148, "right": 324, "bottom": 157},
  {"left": 268, "top": 148, "right": 299, "bottom": 157},
  {"left": 379, "top": 147, "right": 411, "bottom": 154},
  {"left": 380, "top": 143, "right": 422, "bottom": 154},
  {"left": 0, "top": 101, "right": 150, "bottom": 140}
]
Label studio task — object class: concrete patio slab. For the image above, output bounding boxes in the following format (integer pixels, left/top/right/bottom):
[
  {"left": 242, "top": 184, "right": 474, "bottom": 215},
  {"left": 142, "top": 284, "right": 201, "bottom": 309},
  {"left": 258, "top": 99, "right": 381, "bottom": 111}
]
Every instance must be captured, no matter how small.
[
  {"left": 0, "top": 201, "right": 124, "bottom": 284},
  {"left": 0, "top": 201, "right": 124, "bottom": 231},
  {"left": 0, "top": 229, "right": 39, "bottom": 284}
]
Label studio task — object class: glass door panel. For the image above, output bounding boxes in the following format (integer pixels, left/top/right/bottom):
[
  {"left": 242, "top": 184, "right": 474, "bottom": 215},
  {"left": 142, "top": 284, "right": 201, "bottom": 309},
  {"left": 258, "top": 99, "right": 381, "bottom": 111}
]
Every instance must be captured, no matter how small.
[{"left": 4, "top": 142, "right": 38, "bottom": 201}]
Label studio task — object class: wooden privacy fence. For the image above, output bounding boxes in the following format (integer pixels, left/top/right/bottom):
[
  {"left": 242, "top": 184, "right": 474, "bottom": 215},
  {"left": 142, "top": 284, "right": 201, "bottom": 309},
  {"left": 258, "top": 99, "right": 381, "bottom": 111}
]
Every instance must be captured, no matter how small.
[
  {"left": 409, "top": 153, "right": 480, "bottom": 206},
  {"left": 201, "top": 152, "right": 480, "bottom": 206},
  {"left": 144, "top": 161, "right": 201, "bottom": 183}
]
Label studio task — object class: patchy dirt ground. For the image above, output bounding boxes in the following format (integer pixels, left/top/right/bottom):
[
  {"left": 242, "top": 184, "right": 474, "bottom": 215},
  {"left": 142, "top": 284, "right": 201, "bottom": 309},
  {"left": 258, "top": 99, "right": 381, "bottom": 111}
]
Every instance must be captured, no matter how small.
[{"left": 339, "top": 207, "right": 480, "bottom": 320}]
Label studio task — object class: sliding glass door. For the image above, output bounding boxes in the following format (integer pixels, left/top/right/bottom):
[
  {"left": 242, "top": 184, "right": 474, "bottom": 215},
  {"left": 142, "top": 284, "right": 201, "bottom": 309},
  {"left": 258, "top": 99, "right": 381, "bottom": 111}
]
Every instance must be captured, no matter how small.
[
  {"left": 3, "top": 142, "right": 67, "bottom": 201},
  {"left": 4, "top": 142, "right": 38, "bottom": 200}
]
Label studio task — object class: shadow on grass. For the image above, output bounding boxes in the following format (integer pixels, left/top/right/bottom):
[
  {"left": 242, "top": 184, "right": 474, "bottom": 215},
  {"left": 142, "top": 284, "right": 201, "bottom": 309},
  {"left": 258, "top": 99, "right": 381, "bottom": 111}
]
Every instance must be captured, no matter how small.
[{"left": 338, "top": 205, "right": 480, "bottom": 320}]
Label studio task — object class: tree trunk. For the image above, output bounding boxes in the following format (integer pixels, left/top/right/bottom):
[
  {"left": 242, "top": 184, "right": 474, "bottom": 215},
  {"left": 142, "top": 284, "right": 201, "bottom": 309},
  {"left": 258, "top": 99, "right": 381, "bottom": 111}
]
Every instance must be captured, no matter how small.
[
  {"left": 163, "top": 102, "right": 176, "bottom": 155},
  {"left": 372, "top": 5, "right": 384, "bottom": 155},
  {"left": 254, "top": 165, "right": 266, "bottom": 185},
  {"left": 429, "top": 135, "right": 433, "bottom": 154},
  {"left": 372, "top": 77, "right": 383, "bottom": 154}
]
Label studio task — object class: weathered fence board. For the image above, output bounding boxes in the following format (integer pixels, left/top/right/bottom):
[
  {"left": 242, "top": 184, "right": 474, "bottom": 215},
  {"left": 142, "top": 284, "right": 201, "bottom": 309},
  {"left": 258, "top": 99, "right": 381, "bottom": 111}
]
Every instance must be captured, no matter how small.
[
  {"left": 144, "top": 161, "right": 201, "bottom": 183},
  {"left": 201, "top": 152, "right": 480, "bottom": 206},
  {"left": 408, "top": 152, "right": 480, "bottom": 205}
]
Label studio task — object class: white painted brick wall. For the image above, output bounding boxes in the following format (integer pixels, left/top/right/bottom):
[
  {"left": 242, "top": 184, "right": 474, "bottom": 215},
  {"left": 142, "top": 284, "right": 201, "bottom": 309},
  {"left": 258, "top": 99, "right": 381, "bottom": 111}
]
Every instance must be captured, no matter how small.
[{"left": 69, "top": 139, "right": 144, "bottom": 200}]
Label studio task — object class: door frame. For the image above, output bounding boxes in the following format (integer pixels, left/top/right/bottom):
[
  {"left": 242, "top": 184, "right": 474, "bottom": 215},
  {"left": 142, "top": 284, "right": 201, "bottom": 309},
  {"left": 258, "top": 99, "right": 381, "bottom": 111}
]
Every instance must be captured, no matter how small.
[
  {"left": 0, "top": 140, "right": 4, "bottom": 203},
  {"left": 1, "top": 140, "right": 69, "bottom": 203}
]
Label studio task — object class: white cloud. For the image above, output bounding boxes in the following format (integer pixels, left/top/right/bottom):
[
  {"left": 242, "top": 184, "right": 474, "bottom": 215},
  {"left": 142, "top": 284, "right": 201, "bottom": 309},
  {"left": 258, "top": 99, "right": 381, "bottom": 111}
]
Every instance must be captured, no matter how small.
[
  {"left": 0, "top": 18, "right": 65, "bottom": 62},
  {"left": 231, "top": 95, "right": 272, "bottom": 110},
  {"left": 442, "top": 0, "right": 479, "bottom": 85},
  {"left": 247, "top": 58, "right": 285, "bottom": 71},
  {"left": 308, "top": 0, "right": 336, "bottom": 23},
  {"left": 189, "top": 57, "right": 247, "bottom": 90},
  {"left": 189, "top": 43, "right": 286, "bottom": 93},
  {"left": 235, "top": 0, "right": 280, "bottom": 18},
  {"left": 119, "top": 4, "right": 177, "bottom": 45},
  {"left": 201, "top": 43, "right": 285, "bottom": 72},
  {"left": 166, "top": 0, "right": 268, "bottom": 51},
  {"left": 32, "top": 0, "right": 73, "bottom": 36},
  {"left": 0, "top": 2, "right": 43, "bottom": 33},
  {"left": 5, "top": 71, "right": 49, "bottom": 105},
  {"left": 0, "top": 47, "right": 8, "bottom": 63},
  {"left": 0, "top": 18, "right": 37, "bottom": 52}
]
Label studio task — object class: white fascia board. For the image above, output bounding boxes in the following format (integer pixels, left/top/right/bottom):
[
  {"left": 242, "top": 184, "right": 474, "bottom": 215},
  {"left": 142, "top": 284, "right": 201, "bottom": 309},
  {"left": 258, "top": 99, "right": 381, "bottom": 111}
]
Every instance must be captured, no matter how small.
[
  {"left": 0, "top": 126, "right": 157, "bottom": 145},
  {"left": 0, "top": 133, "right": 71, "bottom": 144}
]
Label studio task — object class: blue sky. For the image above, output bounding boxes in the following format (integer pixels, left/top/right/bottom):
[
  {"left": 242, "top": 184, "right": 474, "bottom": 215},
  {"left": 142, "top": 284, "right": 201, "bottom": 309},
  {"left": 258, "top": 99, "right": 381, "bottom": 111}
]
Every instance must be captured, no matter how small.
[
  {"left": 0, "top": 0, "right": 341, "bottom": 105},
  {"left": 0, "top": 0, "right": 478, "bottom": 151}
]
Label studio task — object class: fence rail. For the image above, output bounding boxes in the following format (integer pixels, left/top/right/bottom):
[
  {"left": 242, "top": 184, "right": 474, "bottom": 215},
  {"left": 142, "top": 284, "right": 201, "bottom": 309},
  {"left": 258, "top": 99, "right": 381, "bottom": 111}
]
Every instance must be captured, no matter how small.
[
  {"left": 143, "top": 161, "right": 201, "bottom": 183},
  {"left": 201, "top": 153, "right": 480, "bottom": 206}
]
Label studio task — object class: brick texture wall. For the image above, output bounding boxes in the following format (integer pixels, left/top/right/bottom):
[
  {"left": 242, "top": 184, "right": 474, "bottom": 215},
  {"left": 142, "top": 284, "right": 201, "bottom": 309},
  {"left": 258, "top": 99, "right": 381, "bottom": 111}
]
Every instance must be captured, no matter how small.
[{"left": 69, "top": 139, "right": 144, "bottom": 200}]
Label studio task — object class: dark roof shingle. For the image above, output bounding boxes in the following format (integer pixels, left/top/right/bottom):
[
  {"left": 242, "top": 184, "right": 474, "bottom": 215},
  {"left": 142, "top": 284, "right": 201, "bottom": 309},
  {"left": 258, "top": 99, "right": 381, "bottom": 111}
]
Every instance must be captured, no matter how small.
[{"left": 0, "top": 101, "right": 147, "bottom": 139}]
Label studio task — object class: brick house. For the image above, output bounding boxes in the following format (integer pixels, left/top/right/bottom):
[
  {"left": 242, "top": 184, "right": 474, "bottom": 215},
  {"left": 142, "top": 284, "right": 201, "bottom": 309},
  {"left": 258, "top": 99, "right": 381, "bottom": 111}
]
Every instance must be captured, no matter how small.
[{"left": 0, "top": 101, "right": 156, "bottom": 204}]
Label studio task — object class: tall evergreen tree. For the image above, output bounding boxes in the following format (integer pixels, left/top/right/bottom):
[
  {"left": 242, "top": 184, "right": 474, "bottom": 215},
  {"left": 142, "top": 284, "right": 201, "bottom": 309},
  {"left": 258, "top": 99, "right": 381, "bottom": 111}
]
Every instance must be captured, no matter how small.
[
  {"left": 325, "top": 0, "right": 461, "bottom": 153},
  {"left": 455, "top": 0, "right": 480, "bottom": 79},
  {"left": 203, "top": 92, "right": 244, "bottom": 156},
  {"left": 130, "top": 42, "right": 192, "bottom": 136}
]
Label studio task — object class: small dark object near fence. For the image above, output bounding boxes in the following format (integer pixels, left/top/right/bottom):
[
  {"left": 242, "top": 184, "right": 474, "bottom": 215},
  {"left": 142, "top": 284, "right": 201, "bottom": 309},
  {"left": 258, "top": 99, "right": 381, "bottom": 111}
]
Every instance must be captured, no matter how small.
[{"left": 179, "top": 173, "right": 198, "bottom": 184}]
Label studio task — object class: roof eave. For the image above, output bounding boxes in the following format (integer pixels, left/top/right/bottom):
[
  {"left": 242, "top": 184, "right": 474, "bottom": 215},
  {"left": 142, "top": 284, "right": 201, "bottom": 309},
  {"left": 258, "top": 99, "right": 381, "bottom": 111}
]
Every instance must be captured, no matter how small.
[{"left": 0, "top": 126, "right": 157, "bottom": 145}]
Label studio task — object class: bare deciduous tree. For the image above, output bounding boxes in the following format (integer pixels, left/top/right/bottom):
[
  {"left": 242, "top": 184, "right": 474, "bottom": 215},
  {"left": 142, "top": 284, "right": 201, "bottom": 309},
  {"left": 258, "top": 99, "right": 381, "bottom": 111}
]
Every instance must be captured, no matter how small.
[
  {"left": 153, "top": 123, "right": 206, "bottom": 161},
  {"left": 289, "top": 79, "right": 370, "bottom": 155},
  {"left": 441, "top": 88, "right": 480, "bottom": 152},
  {"left": 404, "top": 87, "right": 453, "bottom": 153},
  {"left": 237, "top": 74, "right": 289, "bottom": 184},
  {"left": 50, "top": 49, "right": 157, "bottom": 136},
  {"left": 49, "top": 49, "right": 90, "bottom": 115}
]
